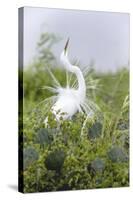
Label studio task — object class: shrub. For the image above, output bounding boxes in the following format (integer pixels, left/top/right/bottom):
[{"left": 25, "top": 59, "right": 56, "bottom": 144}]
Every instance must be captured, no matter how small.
[{"left": 22, "top": 63, "right": 129, "bottom": 192}]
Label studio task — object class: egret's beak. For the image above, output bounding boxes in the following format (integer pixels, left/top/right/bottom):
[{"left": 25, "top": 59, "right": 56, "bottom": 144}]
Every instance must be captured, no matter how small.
[{"left": 64, "top": 38, "right": 69, "bottom": 55}]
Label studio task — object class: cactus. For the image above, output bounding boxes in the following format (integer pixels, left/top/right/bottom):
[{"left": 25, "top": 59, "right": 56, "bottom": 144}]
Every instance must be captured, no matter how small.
[
  {"left": 88, "top": 158, "right": 105, "bottom": 175},
  {"left": 45, "top": 150, "right": 66, "bottom": 172},
  {"left": 35, "top": 128, "right": 53, "bottom": 148},
  {"left": 24, "top": 147, "right": 39, "bottom": 170},
  {"left": 91, "top": 158, "right": 105, "bottom": 173},
  {"left": 108, "top": 146, "right": 128, "bottom": 163},
  {"left": 88, "top": 122, "right": 102, "bottom": 139}
]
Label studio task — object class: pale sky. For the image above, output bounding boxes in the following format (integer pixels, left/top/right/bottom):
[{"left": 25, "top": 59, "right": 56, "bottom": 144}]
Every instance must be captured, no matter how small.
[{"left": 24, "top": 7, "right": 129, "bottom": 72}]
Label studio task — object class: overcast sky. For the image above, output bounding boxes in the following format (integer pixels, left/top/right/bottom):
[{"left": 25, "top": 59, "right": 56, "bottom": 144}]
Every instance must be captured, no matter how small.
[{"left": 24, "top": 7, "right": 129, "bottom": 72}]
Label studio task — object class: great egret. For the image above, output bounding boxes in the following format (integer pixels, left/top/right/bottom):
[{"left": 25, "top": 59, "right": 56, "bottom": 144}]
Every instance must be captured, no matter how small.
[
  {"left": 51, "top": 39, "right": 86, "bottom": 120},
  {"left": 43, "top": 39, "right": 99, "bottom": 124}
]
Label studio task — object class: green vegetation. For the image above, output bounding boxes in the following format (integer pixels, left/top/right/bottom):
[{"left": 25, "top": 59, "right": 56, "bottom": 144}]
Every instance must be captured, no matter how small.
[{"left": 20, "top": 33, "right": 129, "bottom": 193}]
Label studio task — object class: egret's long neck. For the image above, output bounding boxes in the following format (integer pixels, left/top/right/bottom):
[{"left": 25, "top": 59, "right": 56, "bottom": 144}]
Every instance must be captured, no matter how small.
[
  {"left": 72, "top": 66, "right": 86, "bottom": 101},
  {"left": 60, "top": 52, "right": 86, "bottom": 101}
]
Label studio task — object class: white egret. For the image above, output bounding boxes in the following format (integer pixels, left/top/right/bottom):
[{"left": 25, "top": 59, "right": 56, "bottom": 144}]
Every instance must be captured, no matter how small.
[
  {"left": 43, "top": 39, "right": 99, "bottom": 124},
  {"left": 51, "top": 39, "right": 86, "bottom": 120}
]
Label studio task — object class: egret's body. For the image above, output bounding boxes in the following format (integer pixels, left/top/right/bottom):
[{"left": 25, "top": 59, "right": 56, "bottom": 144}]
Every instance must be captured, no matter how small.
[{"left": 52, "top": 88, "right": 81, "bottom": 120}]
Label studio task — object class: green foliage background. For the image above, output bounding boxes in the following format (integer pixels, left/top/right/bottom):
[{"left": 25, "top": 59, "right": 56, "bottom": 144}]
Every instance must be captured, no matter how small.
[{"left": 20, "top": 33, "right": 129, "bottom": 193}]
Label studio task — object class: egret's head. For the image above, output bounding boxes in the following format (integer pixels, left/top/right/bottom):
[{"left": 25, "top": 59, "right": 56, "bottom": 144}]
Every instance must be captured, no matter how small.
[
  {"left": 64, "top": 38, "right": 69, "bottom": 55},
  {"left": 60, "top": 38, "right": 72, "bottom": 71}
]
